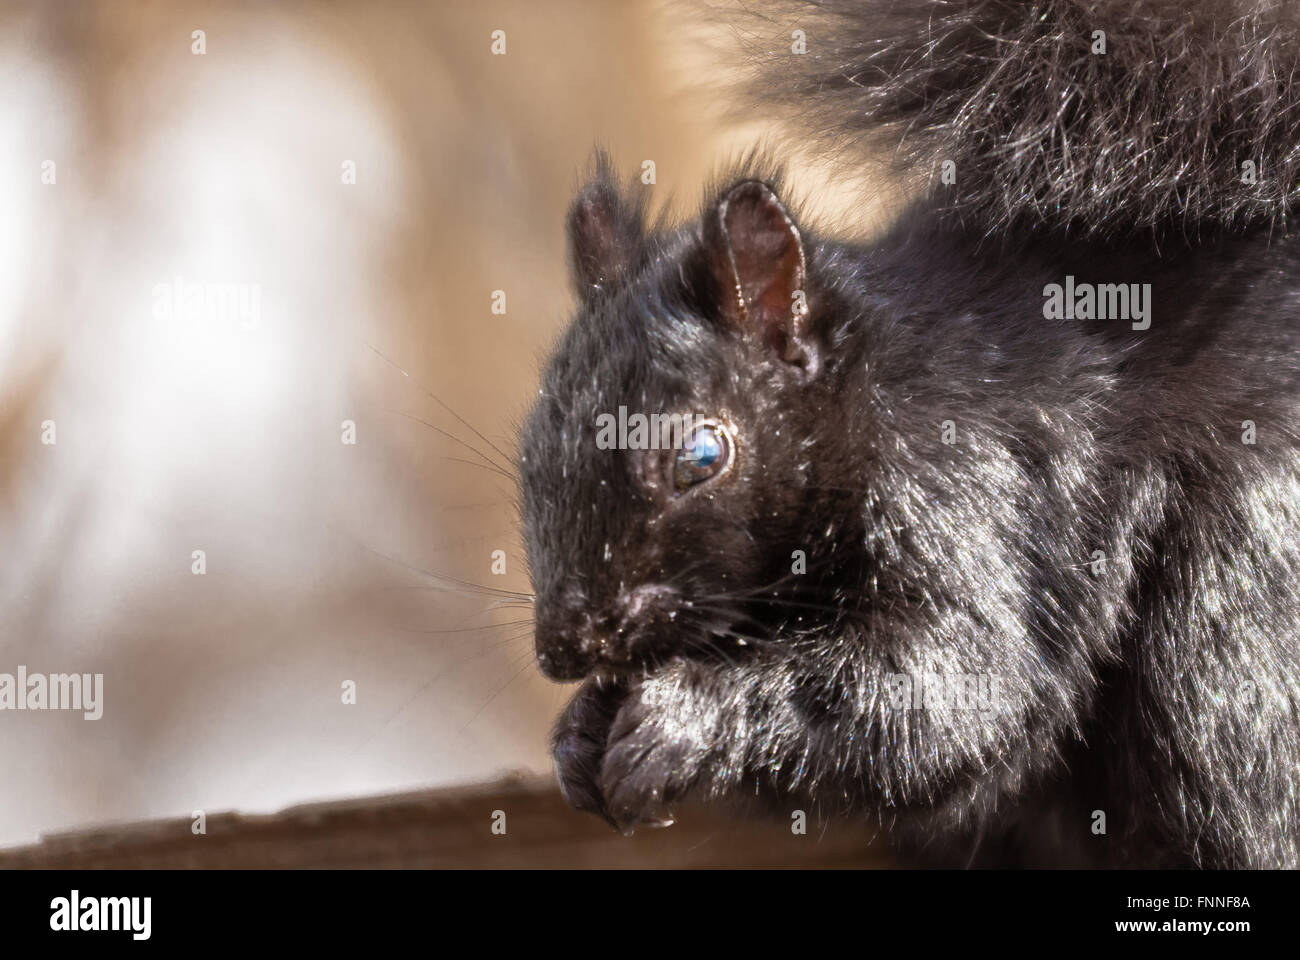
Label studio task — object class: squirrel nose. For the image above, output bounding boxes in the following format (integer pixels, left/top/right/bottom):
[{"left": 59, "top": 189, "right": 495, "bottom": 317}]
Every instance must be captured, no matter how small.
[
  {"left": 536, "top": 646, "right": 588, "bottom": 682},
  {"left": 534, "top": 584, "right": 679, "bottom": 679},
  {"left": 535, "top": 612, "right": 618, "bottom": 681},
  {"left": 534, "top": 593, "right": 604, "bottom": 680},
  {"left": 533, "top": 586, "right": 595, "bottom": 680}
]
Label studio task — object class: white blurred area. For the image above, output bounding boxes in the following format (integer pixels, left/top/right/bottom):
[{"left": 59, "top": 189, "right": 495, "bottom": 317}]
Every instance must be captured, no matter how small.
[{"left": 0, "top": 0, "right": 674, "bottom": 848}]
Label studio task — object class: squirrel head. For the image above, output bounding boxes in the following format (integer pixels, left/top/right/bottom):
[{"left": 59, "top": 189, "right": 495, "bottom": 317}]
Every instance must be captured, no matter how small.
[{"left": 520, "top": 159, "right": 852, "bottom": 681}]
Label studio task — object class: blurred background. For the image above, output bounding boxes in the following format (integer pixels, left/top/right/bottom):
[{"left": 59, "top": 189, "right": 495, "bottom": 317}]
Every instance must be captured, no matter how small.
[{"left": 0, "top": 0, "right": 890, "bottom": 850}]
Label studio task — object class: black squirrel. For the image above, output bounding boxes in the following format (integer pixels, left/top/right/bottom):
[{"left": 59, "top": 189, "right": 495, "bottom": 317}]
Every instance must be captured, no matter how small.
[{"left": 518, "top": 0, "right": 1300, "bottom": 867}]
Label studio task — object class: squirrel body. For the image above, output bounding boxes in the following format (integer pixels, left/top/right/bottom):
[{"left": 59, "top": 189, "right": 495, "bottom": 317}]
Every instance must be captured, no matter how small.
[{"left": 520, "top": 0, "right": 1300, "bottom": 867}]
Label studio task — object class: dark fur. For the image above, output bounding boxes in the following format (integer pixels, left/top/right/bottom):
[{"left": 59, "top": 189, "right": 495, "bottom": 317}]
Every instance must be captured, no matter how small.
[
  {"left": 519, "top": 1, "right": 1300, "bottom": 867},
  {"left": 726, "top": 0, "right": 1300, "bottom": 240}
]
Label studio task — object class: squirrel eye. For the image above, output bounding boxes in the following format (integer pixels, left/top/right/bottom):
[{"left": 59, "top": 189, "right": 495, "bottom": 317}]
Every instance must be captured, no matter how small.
[{"left": 673, "top": 424, "right": 730, "bottom": 492}]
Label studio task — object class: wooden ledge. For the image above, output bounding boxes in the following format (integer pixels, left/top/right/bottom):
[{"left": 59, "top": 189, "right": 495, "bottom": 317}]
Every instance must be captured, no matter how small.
[{"left": 0, "top": 775, "right": 891, "bottom": 869}]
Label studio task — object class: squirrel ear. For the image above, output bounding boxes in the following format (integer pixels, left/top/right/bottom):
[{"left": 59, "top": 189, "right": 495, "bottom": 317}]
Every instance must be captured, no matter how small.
[
  {"left": 705, "top": 180, "right": 815, "bottom": 371},
  {"left": 567, "top": 172, "right": 643, "bottom": 301}
]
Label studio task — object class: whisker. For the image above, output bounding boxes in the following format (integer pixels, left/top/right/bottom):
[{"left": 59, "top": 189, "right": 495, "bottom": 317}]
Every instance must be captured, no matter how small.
[
  {"left": 349, "top": 629, "right": 537, "bottom": 756},
  {"left": 695, "top": 594, "right": 851, "bottom": 615},
  {"left": 366, "top": 340, "right": 518, "bottom": 473},
  {"left": 392, "top": 618, "right": 535, "bottom": 635},
  {"left": 355, "top": 540, "right": 535, "bottom": 601},
  {"left": 384, "top": 408, "right": 516, "bottom": 480},
  {"left": 460, "top": 657, "right": 538, "bottom": 730}
]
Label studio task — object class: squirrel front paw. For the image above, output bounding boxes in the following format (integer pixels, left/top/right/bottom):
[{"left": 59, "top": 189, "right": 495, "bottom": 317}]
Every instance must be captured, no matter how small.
[
  {"left": 597, "top": 677, "right": 711, "bottom": 833},
  {"left": 552, "top": 665, "right": 716, "bottom": 833},
  {"left": 551, "top": 675, "right": 626, "bottom": 827}
]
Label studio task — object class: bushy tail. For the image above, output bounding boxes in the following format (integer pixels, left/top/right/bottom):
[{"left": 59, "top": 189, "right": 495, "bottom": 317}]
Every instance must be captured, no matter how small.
[{"left": 726, "top": 0, "right": 1300, "bottom": 239}]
